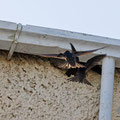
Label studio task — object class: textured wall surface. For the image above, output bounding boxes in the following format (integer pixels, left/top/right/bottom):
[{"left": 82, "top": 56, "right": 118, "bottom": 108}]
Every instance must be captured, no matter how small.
[{"left": 0, "top": 51, "right": 119, "bottom": 120}]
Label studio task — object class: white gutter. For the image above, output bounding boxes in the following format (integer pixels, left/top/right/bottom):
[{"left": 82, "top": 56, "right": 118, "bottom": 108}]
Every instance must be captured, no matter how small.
[{"left": 0, "top": 20, "right": 119, "bottom": 119}]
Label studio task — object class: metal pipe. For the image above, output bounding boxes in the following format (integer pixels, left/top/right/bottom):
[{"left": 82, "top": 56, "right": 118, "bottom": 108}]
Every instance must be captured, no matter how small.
[{"left": 99, "top": 57, "right": 115, "bottom": 120}]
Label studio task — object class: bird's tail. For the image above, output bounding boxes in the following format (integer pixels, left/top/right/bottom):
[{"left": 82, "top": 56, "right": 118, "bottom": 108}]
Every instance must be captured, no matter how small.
[
  {"left": 67, "top": 77, "right": 93, "bottom": 86},
  {"left": 83, "top": 79, "right": 93, "bottom": 86}
]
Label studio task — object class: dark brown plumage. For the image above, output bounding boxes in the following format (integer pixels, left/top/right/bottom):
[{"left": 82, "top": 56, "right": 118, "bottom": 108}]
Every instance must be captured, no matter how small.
[
  {"left": 66, "top": 43, "right": 106, "bottom": 86},
  {"left": 39, "top": 43, "right": 106, "bottom": 69},
  {"left": 66, "top": 55, "right": 106, "bottom": 86}
]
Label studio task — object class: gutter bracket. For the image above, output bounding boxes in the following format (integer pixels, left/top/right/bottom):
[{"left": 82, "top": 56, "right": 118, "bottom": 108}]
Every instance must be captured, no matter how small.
[{"left": 7, "top": 23, "right": 22, "bottom": 60}]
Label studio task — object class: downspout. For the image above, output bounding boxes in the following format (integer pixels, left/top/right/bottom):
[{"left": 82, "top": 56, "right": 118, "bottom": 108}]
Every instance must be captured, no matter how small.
[{"left": 99, "top": 57, "right": 115, "bottom": 120}]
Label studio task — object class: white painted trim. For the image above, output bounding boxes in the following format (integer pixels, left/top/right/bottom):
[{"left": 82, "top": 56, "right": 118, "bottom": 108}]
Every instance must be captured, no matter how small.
[
  {"left": 0, "top": 20, "right": 120, "bottom": 67},
  {"left": 23, "top": 24, "right": 120, "bottom": 46}
]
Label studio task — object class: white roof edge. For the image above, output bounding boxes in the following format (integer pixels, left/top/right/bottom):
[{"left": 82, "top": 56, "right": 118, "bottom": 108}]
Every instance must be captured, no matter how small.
[
  {"left": 0, "top": 20, "right": 120, "bottom": 46},
  {"left": 0, "top": 20, "right": 120, "bottom": 67},
  {"left": 23, "top": 24, "right": 120, "bottom": 46},
  {"left": 0, "top": 20, "right": 17, "bottom": 30}
]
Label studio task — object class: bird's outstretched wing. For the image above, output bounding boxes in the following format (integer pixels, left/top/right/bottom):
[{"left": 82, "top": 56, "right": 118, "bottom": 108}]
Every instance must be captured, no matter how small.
[
  {"left": 74, "top": 46, "right": 106, "bottom": 57},
  {"left": 58, "top": 61, "right": 85, "bottom": 69},
  {"left": 39, "top": 53, "right": 66, "bottom": 60},
  {"left": 90, "top": 65, "right": 102, "bottom": 75},
  {"left": 85, "top": 54, "right": 106, "bottom": 72},
  {"left": 70, "top": 43, "right": 76, "bottom": 53}
]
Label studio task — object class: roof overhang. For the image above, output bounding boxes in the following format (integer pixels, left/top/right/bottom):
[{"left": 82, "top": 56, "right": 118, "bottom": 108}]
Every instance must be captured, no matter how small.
[{"left": 0, "top": 20, "right": 120, "bottom": 67}]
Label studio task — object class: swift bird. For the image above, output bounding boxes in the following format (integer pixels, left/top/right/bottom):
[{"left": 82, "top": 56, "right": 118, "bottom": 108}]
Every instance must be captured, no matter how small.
[
  {"left": 66, "top": 54, "right": 106, "bottom": 86},
  {"left": 39, "top": 43, "right": 106, "bottom": 69},
  {"left": 66, "top": 43, "right": 106, "bottom": 86},
  {"left": 69, "top": 43, "right": 103, "bottom": 74}
]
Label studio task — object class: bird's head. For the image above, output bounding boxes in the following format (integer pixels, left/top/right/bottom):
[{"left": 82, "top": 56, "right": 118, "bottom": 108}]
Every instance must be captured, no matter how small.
[{"left": 64, "top": 50, "right": 71, "bottom": 56}]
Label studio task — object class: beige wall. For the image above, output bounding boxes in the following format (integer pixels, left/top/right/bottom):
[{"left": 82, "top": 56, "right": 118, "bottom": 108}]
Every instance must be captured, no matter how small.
[{"left": 0, "top": 51, "right": 119, "bottom": 120}]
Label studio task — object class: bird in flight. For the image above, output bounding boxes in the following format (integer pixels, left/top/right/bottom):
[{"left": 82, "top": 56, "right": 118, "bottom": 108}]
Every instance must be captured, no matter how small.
[
  {"left": 66, "top": 54, "right": 106, "bottom": 86},
  {"left": 66, "top": 43, "right": 106, "bottom": 86},
  {"left": 69, "top": 43, "right": 104, "bottom": 74},
  {"left": 39, "top": 43, "right": 106, "bottom": 69}
]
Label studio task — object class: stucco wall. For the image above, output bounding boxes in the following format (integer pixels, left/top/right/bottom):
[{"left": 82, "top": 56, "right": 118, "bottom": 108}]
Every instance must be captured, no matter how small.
[{"left": 0, "top": 51, "right": 119, "bottom": 120}]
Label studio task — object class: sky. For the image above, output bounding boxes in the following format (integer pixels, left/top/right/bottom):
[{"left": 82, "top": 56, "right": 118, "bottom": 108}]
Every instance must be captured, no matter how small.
[{"left": 0, "top": 0, "right": 120, "bottom": 39}]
